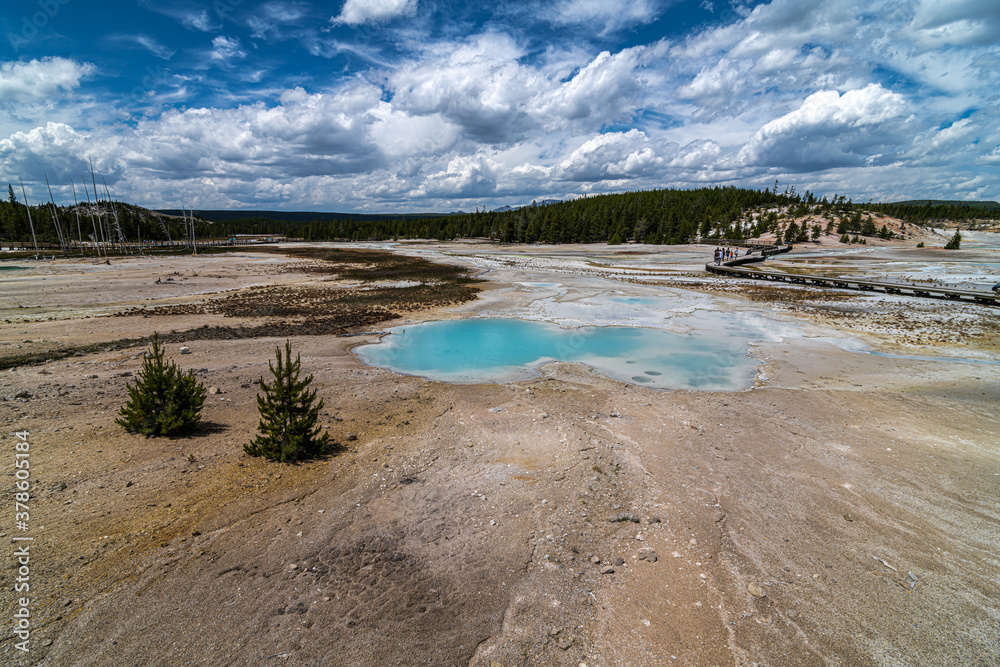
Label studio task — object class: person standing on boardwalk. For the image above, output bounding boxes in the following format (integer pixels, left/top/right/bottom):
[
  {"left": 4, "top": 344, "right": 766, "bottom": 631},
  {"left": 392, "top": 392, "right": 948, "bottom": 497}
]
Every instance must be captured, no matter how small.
[
  {"left": 993, "top": 281, "right": 1000, "bottom": 296},
  {"left": 714, "top": 247, "right": 721, "bottom": 265}
]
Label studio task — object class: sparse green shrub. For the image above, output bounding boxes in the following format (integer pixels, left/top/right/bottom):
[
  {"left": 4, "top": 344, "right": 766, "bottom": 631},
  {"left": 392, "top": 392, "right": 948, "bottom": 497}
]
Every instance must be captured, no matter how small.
[
  {"left": 245, "top": 340, "right": 328, "bottom": 462},
  {"left": 916, "top": 241, "right": 925, "bottom": 248},
  {"left": 116, "top": 334, "right": 206, "bottom": 437}
]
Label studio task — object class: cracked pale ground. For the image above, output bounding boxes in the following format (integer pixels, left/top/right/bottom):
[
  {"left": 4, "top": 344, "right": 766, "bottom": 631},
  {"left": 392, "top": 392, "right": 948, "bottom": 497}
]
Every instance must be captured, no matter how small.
[{"left": 2, "top": 239, "right": 998, "bottom": 666}]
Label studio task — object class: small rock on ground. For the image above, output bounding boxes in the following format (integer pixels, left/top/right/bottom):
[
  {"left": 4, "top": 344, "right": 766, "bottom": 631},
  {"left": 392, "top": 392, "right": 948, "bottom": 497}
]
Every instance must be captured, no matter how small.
[{"left": 637, "top": 548, "right": 657, "bottom": 563}]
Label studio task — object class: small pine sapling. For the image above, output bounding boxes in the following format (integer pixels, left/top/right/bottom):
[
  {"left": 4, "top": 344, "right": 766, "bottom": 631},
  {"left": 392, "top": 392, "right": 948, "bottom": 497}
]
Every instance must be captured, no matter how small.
[
  {"left": 245, "top": 340, "right": 329, "bottom": 462},
  {"left": 117, "top": 334, "right": 206, "bottom": 437}
]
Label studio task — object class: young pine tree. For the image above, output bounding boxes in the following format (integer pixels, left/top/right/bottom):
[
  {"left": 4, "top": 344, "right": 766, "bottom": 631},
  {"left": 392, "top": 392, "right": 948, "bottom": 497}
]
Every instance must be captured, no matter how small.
[
  {"left": 117, "top": 335, "right": 206, "bottom": 437},
  {"left": 944, "top": 229, "right": 962, "bottom": 250},
  {"left": 245, "top": 341, "right": 329, "bottom": 462}
]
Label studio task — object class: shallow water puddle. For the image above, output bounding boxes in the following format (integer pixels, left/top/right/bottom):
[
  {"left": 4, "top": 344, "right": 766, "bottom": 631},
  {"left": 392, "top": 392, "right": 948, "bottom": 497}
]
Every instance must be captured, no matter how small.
[{"left": 355, "top": 317, "right": 760, "bottom": 391}]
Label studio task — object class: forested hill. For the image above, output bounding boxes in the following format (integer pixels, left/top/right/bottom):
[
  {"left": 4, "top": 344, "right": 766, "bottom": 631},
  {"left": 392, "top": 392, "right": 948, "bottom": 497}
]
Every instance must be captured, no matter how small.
[
  {"left": 306, "top": 186, "right": 793, "bottom": 243},
  {"left": 3, "top": 184, "right": 999, "bottom": 246},
  {"left": 287, "top": 187, "right": 1000, "bottom": 243}
]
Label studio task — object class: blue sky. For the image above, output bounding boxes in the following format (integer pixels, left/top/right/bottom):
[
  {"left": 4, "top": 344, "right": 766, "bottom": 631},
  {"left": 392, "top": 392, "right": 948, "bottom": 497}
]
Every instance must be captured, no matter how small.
[{"left": 1, "top": 0, "right": 998, "bottom": 212}]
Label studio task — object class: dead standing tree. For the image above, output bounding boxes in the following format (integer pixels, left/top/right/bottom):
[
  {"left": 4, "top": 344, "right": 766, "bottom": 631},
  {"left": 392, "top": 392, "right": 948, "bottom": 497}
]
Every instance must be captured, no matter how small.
[{"left": 17, "top": 177, "right": 39, "bottom": 258}]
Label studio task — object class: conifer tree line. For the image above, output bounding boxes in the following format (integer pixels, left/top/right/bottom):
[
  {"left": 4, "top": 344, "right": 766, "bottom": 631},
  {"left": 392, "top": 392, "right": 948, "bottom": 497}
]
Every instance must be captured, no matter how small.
[
  {"left": 295, "top": 186, "right": 798, "bottom": 243},
  {"left": 281, "top": 187, "right": 1000, "bottom": 244},
  {"left": 3, "top": 183, "right": 997, "bottom": 247}
]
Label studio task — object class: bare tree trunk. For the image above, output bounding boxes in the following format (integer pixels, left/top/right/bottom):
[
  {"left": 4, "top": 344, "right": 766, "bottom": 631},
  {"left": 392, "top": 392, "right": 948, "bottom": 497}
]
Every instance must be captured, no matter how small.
[
  {"left": 70, "top": 182, "right": 85, "bottom": 256},
  {"left": 44, "top": 172, "right": 69, "bottom": 257},
  {"left": 102, "top": 179, "right": 129, "bottom": 254},
  {"left": 18, "top": 177, "right": 40, "bottom": 258},
  {"left": 89, "top": 159, "right": 111, "bottom": 255},
  {"left": 189, "top": 206, "right": 198, "bottom": 255},
  {"left": 82, "top": 179, "right": 105, "bottom": 258}
]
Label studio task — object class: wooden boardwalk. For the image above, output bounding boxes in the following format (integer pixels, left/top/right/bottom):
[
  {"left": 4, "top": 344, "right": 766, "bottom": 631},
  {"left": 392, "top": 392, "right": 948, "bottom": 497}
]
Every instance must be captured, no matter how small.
[{"left": 706, "top": 252, "right": 999, "bottom": 307}]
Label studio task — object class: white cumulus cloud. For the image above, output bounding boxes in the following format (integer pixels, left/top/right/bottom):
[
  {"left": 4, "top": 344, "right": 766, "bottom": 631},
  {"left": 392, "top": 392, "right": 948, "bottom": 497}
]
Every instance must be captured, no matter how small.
[
  {"left": 678, "top": 59, "right": 743, "bottom": 110},
  {"left": 540, "top": 48, "right": 645, "bottom": 124},
  {"left": 389, "top": 36, "right": 649, "bottom": 143},
  {"left": 334, "top": 0, "right": 417, "bottom": 25},
  {"left": 0, "top": 122, "right": 118, "bottom": 184},
  {"left": 546, "top": 0, "right": 661, "bottom": 34},
  {"left": 736, "top": 83, "right": 910, "bottom": 171},
  {"left": 557, "top": 129, "right": 663, "bottom": 182},
  {"left": 907, "top": 0, "right": 1000, "bottom": 48},
  {"left": 0, "top": 58, "right": 95, "bottom": 106}
]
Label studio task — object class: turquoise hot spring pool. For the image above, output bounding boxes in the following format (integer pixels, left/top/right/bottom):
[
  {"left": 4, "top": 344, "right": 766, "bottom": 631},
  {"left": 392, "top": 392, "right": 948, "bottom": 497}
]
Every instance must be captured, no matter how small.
[{"left": 354, "top": 318, "right": 759, "bottom": 391}]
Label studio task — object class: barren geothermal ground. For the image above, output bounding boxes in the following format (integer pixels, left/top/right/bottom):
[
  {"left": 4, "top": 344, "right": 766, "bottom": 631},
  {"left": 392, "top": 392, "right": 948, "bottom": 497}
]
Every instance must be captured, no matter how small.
[{"left": 1, "top": 239, "right": 998, "bottom": 667}]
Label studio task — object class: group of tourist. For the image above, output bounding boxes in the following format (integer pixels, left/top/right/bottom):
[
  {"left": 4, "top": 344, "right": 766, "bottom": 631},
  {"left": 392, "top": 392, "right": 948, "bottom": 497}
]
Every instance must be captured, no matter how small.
[{"left": 713, "top": 247, "right": 739, "bottom": 265}]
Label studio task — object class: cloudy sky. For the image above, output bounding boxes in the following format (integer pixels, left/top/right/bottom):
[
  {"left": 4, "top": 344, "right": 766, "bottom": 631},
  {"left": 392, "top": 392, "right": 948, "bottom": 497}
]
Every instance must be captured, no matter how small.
[{"left": 1, "top": 0, "right": 998, "bottom": 212}]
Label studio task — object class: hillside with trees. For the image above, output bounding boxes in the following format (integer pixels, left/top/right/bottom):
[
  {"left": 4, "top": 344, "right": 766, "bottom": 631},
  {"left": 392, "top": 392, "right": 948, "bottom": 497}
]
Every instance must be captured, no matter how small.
[{"left": 4, "top": 182, "right": 998, "bottom": 250}]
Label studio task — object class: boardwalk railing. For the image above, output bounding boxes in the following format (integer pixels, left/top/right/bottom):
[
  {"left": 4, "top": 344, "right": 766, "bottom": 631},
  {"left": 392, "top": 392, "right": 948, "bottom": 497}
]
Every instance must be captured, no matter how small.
[
  {"left": 706, "top": 255, "right": 999, "bottom": 306},
  {"left": 693, "top": 239, "right": 788, "bottom": 254}
]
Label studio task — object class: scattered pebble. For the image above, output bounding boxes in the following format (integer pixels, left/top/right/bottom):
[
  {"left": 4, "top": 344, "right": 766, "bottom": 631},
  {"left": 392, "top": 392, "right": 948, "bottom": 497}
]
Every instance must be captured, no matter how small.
[
  {"left": 747, "top": 582, "right": 766, "bottom": 598},
  {"left": 637, "top": 548, "right": 657, "bottom": 563}
]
